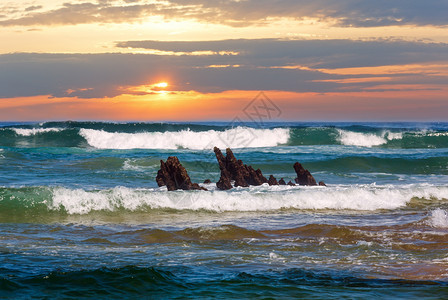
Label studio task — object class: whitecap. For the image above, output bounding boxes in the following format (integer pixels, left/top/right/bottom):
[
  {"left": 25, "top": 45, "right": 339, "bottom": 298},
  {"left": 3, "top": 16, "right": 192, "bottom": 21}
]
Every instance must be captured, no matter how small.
[{"left": 79, "top": 127, "right": 290, "bottom": 150}]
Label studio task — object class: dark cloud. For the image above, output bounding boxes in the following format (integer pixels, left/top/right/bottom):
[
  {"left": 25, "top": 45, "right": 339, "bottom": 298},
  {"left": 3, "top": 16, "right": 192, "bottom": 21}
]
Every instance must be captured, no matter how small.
[
  {"left": 0, "top": 0, "right": 447, "bottom": 27},
  {"left": 117, "top": 38, "right": 448, "bottom": 68},
  {"left": 0, "top": 39, "right": 447, "bottom": 98}
]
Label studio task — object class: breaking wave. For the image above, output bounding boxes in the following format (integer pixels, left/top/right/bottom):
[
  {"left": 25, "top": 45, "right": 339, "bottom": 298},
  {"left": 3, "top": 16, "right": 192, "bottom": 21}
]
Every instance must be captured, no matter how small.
[
  {"left": 79, "top": 127, "right": 290, "bottom": 150},
  {"left": 1, "top": 184, "right": 447, "bottom": 215},
  {"left": 12, "top": 127, "right": 63, "bottom": 136},
  {"left": 336, "top": 129, "right": 403, "bottom": 147},
  {"left": 1, "top": 121, "right": 448, "bottom": 149}
]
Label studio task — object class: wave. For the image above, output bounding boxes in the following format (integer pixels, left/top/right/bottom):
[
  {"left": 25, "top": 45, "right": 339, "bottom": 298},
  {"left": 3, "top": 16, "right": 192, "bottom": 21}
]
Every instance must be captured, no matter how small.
[
  {"left": 1, "top": 184, "right": 447, "bottom": 215},
  {"left": 12, "top": 127, "right": 63, "bottom": 136},
  {"left": 336, "top": 129, "right": 403, "bottom": 147},
  {"left": 1, "top": 121, "right": 448, "bottom": 149},
  {"left": 79, "top": 127, "right": 290, "bottom": 149}
]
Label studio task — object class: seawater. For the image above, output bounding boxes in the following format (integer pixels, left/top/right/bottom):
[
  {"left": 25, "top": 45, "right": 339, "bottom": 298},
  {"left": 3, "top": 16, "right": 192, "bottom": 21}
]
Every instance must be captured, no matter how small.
[{"left": 1, "top": 121, "right": 447, "bottom": 298}]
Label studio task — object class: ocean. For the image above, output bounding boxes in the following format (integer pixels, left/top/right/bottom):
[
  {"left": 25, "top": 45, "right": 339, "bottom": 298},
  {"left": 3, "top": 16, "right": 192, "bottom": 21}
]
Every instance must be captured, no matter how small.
[{"left": 1, "top": 121, "right": 447, "bottom": 298}]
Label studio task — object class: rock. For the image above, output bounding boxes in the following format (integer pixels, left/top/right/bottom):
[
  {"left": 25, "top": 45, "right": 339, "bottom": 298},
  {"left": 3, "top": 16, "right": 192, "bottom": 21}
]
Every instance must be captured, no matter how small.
[
  {"left": 214, "top": 147, "right": 233, "bottom": 190},
  {"left": 278, "top": 178, "right": 286, "bottom": 185},
  {"left": 203, "top": 179, "right": 212, "bottom": 184},
  {"left": 319, "top": 181, "right": 326, "bottom": 186},
  {"left": 225, "top": 149, "right": 249, "bottom": 187},
  {"left": 287, "top": 181, "right": 296, "bottom": 186},
  {"left": 156, "top": 156, "right": 207, "bottom": 191},
  {"left": 213, "top": 147, "right": 268, "bottom": 190},
  {"left": 216, "top": 169, "right": 232, "bottom": 190},
  {"left": 268, "top": 175, "right": 278, "bottom": 186},
  {"left": 293, "top": 162, "right": 317, "bottom": 186}
]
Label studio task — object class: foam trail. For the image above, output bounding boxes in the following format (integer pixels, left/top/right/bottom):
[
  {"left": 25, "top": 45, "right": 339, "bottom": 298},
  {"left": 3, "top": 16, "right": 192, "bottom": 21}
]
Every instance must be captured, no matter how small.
[
  {"left": 49, "top": 184, "right": 448, "bottom": 214},
  {"left": 13, "top": 128, "right": 63, "bottom": 136},
  {"left": 79, "top": 127, "right": 290, "bottom": 150},
  {"left": 337, "top": 129, "right": 403, "bottom": 147}
]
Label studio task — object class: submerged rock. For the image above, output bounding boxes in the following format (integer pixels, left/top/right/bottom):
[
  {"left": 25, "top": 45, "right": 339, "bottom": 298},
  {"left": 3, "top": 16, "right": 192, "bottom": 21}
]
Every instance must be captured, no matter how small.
[
  {"left": 278, "top": 178, "right": 286, "bottom": 185},
  {"left": 203, "top": 179, "right": 212, "bottom": 184},
  {"left": 287, "top": 181, "right": 296, "bottom": 186},
  {"left": 293, "top": 162, "right": 317, "bottom": 186},
  {"left": 156, "top": 156, "right": 207, "bottom": 191}
]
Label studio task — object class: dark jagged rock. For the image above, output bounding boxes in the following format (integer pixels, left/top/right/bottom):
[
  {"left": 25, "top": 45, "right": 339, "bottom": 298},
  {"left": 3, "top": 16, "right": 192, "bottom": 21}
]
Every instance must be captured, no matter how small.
[
  {"left": 216, "top": 169, "right": 232, "bottom": 190},
  {"left": 287, "top": 181, "right": 296, "bottom": 186},
  {"left": 278, "top": 178, "right": 286, "bottom": 185},
  {"left": 214, "top": 147, "right": 233, "bottom": 190},
  {"left": 225, "top": 150, "right": 249, "bottom": 187},
  {"left": 268, "top": 175, "right": 278, "bottom": 186},
  {"left": 319, "top": 181, "right": 326, "bottom": 186},
  {"left": 203, "top": 179, "right": 212, "bottom": 184},
  {"left": 246, "top": 165, "right": 267, "bottom": 186},
  {"left": 293, "top": 162, "right": 317, "bottom": 186},
  {"left": 213, "top": 147, "right": 268, "bottom": 190},
  {"left": 214, "top": 147, "right": 227, "bottom": 170},
  {"left": 156, "top": 156, "right": 207, "bottom": 191}
]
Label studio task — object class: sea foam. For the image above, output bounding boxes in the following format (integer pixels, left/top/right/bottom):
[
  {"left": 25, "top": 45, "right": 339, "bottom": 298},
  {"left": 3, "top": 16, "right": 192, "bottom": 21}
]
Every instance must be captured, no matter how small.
[
  {"left": 79, "top": 127, "right": 290, "bottom": 150},
  {"left": 49, "top": 184, "right": 448, "bottom": 214},
  {"left": 337, "top": 129, "right": 403, "bottom": 147},
  {"left": 12, "top": 128, "right": 63, "bottom": 136},
  {"left": 427, "top": 208, "right": 448, "bottom": 228}
]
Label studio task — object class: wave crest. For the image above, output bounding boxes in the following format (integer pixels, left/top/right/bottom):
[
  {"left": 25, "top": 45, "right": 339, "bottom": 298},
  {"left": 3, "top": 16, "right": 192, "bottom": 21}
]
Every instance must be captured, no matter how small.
[
  {"left": 79, "top": 127, "right": 290, "bottom": 150},
  {"left": 337, "top": 129, "right": 403, "bottom": 147},
  {"left": 12, "top": 128, "right": 63, "bottom": 136},
  {"left": 47, "top": 185, "right": 448, "bottom": 214}
]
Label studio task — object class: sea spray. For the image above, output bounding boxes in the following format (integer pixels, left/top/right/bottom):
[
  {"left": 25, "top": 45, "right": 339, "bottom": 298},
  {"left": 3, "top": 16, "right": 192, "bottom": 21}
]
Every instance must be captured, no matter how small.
[{"left": 427, "top": 208, "right": 448, "bottom": 228}]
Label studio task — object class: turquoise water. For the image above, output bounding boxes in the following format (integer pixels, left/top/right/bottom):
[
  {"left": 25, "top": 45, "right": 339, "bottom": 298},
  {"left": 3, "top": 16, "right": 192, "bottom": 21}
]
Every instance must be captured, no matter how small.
[{"left": 1, "top": 122, "right": 447, "bottom": 298}]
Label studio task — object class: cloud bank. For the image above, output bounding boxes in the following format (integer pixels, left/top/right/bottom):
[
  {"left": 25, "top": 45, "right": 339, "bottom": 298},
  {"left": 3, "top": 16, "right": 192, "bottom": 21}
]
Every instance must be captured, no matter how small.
[
  {"left": 1, "top": 38, "right": 447, "bottom": 98},
  {"left": 1, "top": 0, "right": 448, "bottom": 27}
]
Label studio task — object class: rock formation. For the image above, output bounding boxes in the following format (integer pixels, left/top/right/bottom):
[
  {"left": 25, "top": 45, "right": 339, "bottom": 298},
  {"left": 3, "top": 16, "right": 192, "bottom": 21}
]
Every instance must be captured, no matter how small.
[
  {"left": 293, "top": 162, "right": 317, "bottom": 186},
  {"left": 156, "top": 156, "right": 207, "bottom": 191},
  {"left": 156, "top": 148, "right": 325, "bottom": 191},
  {"left": 214, "top": 147, "right": 268, "bottom": 190}
]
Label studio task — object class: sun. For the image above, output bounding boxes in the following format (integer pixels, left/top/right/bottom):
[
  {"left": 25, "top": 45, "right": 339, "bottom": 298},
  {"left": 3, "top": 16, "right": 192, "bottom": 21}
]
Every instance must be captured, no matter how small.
[{"left": 154, "top": 82, "right": 168, "bottom": 88}]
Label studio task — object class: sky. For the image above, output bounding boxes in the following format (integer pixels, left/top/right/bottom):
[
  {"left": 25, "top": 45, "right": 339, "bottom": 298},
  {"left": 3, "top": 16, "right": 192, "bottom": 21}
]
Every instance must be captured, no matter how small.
[{"left": 1, "top": 0, "right": 448, "bottom": 121}]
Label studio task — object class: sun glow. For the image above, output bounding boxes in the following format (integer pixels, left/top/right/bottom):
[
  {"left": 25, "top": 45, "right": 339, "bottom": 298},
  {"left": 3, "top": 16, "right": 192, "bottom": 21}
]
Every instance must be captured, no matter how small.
[{"left": 154, "top": 82, "right": 168, "bottom": 88}]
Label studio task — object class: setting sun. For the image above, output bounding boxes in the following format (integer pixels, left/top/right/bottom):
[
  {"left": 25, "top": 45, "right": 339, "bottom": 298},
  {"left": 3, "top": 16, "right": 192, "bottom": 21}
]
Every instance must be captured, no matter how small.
[{"left": 154, "top": 82, "right": 168, "bottom": 88}]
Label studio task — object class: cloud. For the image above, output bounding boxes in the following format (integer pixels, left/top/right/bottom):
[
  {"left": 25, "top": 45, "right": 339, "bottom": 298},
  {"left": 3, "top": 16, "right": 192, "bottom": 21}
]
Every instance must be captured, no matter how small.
[
  {"left": 117, "top": 38, "right": 448, "bottom": 68},
  {"left": 24, "top": 5, "right": 43, "bottom": 12},
  {"left": 0, "top": 39, "right": 447, "bottom": 98},
  {"left": 1, "top": 0, "right": 447, "bottom": 27}
]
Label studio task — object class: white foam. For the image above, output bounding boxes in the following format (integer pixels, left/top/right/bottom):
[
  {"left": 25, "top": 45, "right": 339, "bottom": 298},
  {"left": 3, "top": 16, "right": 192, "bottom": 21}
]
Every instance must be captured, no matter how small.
[
  {"left": 12, "top": 128, "right": 63, "bottom": 136},
  {"left": 427, "top": 208, "right": 448, "bottom": 228},
  {"left": 49, "top": 184, "right": 448, "bottom": 214},
  {"left": 79, "top": 127, "right": 290, "bottom": 150},
  {"left": 337, "top": 129, "right": 403, "bottom": 147}
]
